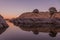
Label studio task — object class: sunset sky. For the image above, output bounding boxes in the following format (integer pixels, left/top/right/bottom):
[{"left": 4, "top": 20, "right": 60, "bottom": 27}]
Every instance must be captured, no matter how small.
[{"left": 0, "top": 0, "right": 60, "bottom": 19}]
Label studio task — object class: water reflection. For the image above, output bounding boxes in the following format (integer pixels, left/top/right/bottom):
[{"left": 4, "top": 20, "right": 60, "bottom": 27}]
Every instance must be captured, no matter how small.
[
  {"left": 17, "top": 24, "right": 59, "bottom": 37},
  {"left": 0, "top": 27, "right": 8, "bottom": 35},
  {"left": 49, "top": 30, "right": 57, "bottom": 37},
  {"left": 1, "top": 22, "right": 60, "bottom": 40}
]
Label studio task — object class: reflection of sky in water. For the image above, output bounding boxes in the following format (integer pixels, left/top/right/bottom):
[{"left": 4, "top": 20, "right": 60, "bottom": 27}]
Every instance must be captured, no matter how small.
[{"left": 0, "top": 22, "right": 60, "bottom": 40}]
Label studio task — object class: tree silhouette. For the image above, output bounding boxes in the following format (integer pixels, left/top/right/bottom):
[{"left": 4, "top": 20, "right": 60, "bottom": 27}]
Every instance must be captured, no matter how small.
[
  {"left": 49, "top": 30, "right": 57, "bottom": 37},
  {"left": 49, "top": 7, "right": 57, "bottom": 18},
  {"left": 32, "top": 9, "right": 39, "bottom": 13}
]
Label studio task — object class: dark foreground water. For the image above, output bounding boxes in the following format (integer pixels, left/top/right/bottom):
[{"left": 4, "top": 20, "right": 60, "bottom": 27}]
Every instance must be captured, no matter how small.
[{"left": 0, "top": 22, "right": 60, "bottom": 40}]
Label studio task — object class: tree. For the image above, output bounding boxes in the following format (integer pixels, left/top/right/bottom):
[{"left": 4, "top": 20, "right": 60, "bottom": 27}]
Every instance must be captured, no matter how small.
[
  {"left": 32, "top": 9, "right": 39, "bottom": 13},
  {"left": 49, "top": 7, "right": 57, "bottom": 18}
]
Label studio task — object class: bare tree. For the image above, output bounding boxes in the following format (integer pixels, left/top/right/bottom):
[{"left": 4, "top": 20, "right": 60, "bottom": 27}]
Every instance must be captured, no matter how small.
[{"left": 49, "top": 7, "right": 57, "bottom": 18}]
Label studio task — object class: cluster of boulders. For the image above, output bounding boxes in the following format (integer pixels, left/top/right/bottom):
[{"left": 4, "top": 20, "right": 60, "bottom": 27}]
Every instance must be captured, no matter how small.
[
  {"left": 10, "top": 17, "right": 60, "bottom": 27},
  {"left": 9, "top": 9, "right": 60, "bottom": 27},
  {"left": 0, "top": 15, "right": 9, "bottom": 28}
]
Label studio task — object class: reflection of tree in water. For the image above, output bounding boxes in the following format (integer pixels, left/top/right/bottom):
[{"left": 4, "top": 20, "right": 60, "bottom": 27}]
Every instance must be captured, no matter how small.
[
  {"left": 32, "top": 28, "right": 39, "bottom": 35},
  {"left": 49, "top": 30, "right": 57, "bottom": 37},
  {"left": 48, "top": 23, "right": 57, "bottom": 37},
  {"left": 18, "top": 23, "right": 59, "bottom": 37},
  {"left": 0, "top": 27, "right": 8, "bottom": 35}
]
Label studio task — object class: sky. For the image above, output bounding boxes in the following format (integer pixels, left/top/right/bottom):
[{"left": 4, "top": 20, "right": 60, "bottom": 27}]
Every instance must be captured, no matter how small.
[{"left": 0, "top": 0, "right": 60, "bottom": 19}]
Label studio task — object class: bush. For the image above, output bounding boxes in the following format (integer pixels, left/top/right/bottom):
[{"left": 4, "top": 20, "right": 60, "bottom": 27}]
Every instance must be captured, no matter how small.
[{"left": 32, "top": 9, "right": 39, "bottom": 13}]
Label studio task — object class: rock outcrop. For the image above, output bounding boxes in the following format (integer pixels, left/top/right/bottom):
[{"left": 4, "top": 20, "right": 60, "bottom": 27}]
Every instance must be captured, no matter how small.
[
  {"left": 0, "top": 26, "right": 8, "bottom": 34},
  {"left": 0, "top": 15, "right": 9, "bottom": 28},
  {"left": 9, "top": 9, "right": 60, "bottom": 27}
]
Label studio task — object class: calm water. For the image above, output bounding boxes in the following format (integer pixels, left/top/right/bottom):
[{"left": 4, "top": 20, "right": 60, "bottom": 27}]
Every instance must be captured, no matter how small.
[{"left": 0, "top": 21, "right": 60, "bottom": 40}]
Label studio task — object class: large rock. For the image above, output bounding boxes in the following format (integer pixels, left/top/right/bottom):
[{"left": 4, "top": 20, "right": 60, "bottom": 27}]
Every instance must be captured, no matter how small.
[
  {"left": 9, "top": 9, "right": 60, "bottom": 27},
  {"left": 0, "top": 15, "right": 9, "bottom": 28},
  {"left": 10, "top": 18, "right": 60, "bottom": 27}
]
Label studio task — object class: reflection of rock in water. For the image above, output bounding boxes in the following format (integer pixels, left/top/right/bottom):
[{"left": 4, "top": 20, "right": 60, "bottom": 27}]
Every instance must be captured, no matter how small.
[
  {"left": 18, "top": 24, "right": 58, "bottom": 36},
  {"left": 0, "top": 27, "right": 8, "bottom": 34},
  {"left": 19, "top": 26, "right": 40, "bottom": 35},
  {"left": 0, "top": 15, "right": 9, "bottom": 34}
]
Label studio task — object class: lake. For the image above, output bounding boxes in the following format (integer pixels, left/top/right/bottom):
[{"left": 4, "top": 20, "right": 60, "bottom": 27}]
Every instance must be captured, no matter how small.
[{"left": 0, "top": 21, "right": 60, "bottom": 40}]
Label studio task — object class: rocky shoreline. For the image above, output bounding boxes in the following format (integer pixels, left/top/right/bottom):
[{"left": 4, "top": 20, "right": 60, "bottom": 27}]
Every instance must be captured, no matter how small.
[
  {"left": 9, "top": 9, "right": 60, "bottom": 27},
  {"left": 0, "top": 15, "right": 9, "bottom": 28},
  {"left": 9, "top": 18, "right": 60, "bottom": 27}
]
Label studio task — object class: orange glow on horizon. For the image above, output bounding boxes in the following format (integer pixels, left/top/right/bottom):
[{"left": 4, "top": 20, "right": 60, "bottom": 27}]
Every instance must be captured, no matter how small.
[
  {"left": 2, "top": 15, "right": 17, "bottom": 19},
  {"left": 1, "top": 12, "right": 20, "bottom": 19}
]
